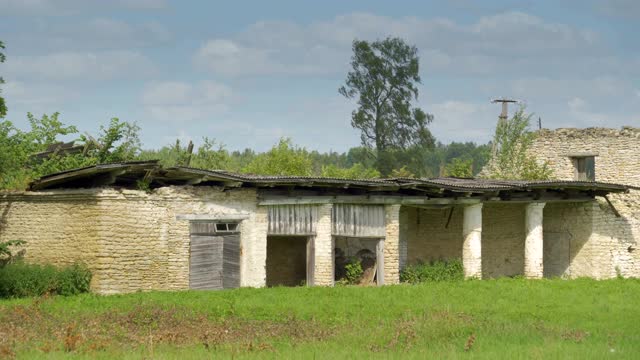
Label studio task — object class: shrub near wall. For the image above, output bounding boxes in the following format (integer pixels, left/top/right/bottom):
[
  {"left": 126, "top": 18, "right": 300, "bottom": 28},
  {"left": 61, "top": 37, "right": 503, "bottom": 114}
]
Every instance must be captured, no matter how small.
[
  {"left": 0, "top": 262, "right": 92, "bottom": 298},
  {"left": 400, "top": 259, "right": 464, "bottom": 283}
]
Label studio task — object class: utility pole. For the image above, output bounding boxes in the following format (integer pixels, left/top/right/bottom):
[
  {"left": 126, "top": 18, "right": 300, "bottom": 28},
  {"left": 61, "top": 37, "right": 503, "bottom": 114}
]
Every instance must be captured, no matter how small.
[
  {"left": 490, "top": 98, "right": 517, "bottom": 157},
  {"left": 491, "top": 98, "right": 517, "bottom": 125}
]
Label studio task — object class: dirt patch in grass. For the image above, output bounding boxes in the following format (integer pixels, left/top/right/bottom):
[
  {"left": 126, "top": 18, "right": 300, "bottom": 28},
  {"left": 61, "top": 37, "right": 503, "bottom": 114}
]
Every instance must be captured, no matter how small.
[{"left": 0, "top": 300, "right": 334, "bottom": 356}]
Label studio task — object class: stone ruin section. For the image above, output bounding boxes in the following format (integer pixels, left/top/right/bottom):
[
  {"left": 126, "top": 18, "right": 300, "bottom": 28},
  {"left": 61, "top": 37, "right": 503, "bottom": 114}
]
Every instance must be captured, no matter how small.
[
  {"left": 0, "top": 186, "right": 266, "bottom": 294},
  {"left": 530, "top": 127, "right": 640, "bottom": 278}
]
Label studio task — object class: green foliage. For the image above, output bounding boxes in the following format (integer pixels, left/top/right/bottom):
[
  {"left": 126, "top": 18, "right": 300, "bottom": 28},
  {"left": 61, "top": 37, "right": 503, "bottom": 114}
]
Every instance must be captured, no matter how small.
[
  {"left": 343, "top": 258, "right": 364, "bottom": 285},
  {"left": 190, "top": 137, "right": 231, "bottom": 170},
  {"left": 0, "top": 240, "right": 26, "bottom": 266},
  {"left": 0, "top": 40, "right": 6, "bottom": 118},
  {"left": 400, "top": 259, "right": 464, "bottom": 283},
  {"left": 0, "top": 262, "right": 92, "bottom": 298},
  {"left": 0, "top": 113, "right": 81, "bottom": 189},
  {"left": 444, "top": 158, "right": 473, "bottom": 178},
  {"left": 242, "top": 138, "right": 313, "bottom": 176},
  {"left": 390, "top": 166, "right": 415, "bottom": 178},
  {"left": 55, "top": 263, "right": 92, "bottom": 296},
  {"left": 0, "top": 114, "right": 140, "bottom": 190},
  {"left": 321, "top": 163, "right": 380, "bottom": 179},
  {"left": 483, "top": 107, "right": 554, "bottom": 180},
  {"left": 340, "top": 37, "right": 435, "bottom": 175},
  {"left": 140, "top": 137, "right": 232, "bottom": 170},
  {"left": 90, "top": 118, "right": 141, "bottom": 163}
]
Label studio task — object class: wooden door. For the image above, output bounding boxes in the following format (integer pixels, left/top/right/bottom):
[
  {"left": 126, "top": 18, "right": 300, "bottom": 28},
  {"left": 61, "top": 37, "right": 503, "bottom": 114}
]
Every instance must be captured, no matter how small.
[
  {"left": 222, "top": 234, "right": 241, "bottom": 289},
  {"left": 190, "top": 235, "right": 224, "bottom": 290}
]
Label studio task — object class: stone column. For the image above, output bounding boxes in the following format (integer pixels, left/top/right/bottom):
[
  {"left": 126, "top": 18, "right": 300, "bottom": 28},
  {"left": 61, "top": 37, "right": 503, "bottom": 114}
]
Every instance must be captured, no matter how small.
[
  {"left": 462, "top": 203, "right": 483, "bottom": 279},
  {"left": 524, "top": 202, "right": 546, "bottom": 279},
  {"left": 313, "top": 204, "right": 334, "bottom": 286},
  {"left": 384, "top": 204, "right": 401, "bottom": 284},
  {"left": 242, "top": 205, "right": 268, "bottom": 287}
]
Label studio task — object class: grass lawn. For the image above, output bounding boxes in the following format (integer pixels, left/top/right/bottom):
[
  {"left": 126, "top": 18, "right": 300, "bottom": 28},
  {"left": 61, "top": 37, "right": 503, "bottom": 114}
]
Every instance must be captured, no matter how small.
[{"left": 1, "top": 278, "right": 639, "bottom": 359}]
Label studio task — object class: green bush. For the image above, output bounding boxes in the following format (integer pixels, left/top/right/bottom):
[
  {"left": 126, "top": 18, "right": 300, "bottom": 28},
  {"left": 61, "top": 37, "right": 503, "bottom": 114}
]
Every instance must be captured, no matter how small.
[
  {"left": 344, "top": 258, "right": 364, "bottom": 285},
  {"left": 0, "top": 262, "right": 92, "bottom": 298},
  {"left": 56, "top": 263, "right": 93, "bottom": 296},
  {"left": 400, "top": 259, "right": 464, "bottom": 284}
]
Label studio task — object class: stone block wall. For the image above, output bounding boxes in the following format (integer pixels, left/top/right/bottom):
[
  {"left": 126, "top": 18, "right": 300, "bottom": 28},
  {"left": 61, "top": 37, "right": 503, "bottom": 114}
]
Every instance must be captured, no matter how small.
[
  {"left": 384, "top": 204, "right": 400, "bottom": 284},
  {"left": 0, "top": 186, "right": 262, "bottom": 294},
  {"left": 482, "top": 203, "right": 526, "bottom": 278},
  {"left": 313, "top": 204, "right": 334, "bottom": 286},
  {"left": 406, "top": 207, "right": 463, "bottom": 265},
  {"left": 0, "top": 191, "right": 101, "bottom": 287},
  {"left": 531, "top": 127, "right": 640, "bottom": 278}
]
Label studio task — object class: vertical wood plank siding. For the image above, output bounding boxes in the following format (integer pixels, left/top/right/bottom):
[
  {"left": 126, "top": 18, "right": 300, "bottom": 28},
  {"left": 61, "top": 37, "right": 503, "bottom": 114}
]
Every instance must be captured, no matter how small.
[
  {"left": 267, "top": 205, "right": 318, "bottom": 235},
  {"left": 189, "top": 222, "right": 241, "bottom": 290},
  {"left": 189, "top": 235, "right": 224, "bottom": 290},
  {"left": 222, "top": 234, "right": 241, "bottom": 289},
  {"left": 332, "top": 204, "right": 385, "bottom": 237}
]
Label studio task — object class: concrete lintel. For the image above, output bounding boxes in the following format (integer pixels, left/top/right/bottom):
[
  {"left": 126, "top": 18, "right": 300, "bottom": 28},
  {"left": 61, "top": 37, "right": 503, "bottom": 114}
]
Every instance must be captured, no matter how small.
[
  {"left": 258, "top": 195, "right": 482, "bottom": 206},
  {"left": 176, "top": 214, "right": 250, "bottom": 221}
]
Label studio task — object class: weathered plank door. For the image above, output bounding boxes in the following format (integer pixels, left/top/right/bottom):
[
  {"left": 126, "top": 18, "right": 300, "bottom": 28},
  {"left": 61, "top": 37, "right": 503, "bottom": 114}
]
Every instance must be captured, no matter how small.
[
  {"left": 189, "top": 221, "right": 241, "bottom": 290},
  {"left": 190, "top": 235, "right": 224, "bottom": 290},
  {"left": 222, "top": 234, "right": 241, "bottom": 289}
]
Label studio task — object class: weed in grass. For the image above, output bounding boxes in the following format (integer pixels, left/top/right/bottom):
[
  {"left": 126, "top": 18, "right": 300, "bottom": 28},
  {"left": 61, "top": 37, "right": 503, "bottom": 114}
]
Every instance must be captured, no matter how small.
[
  {"left": 464, "top": 333, "right": 476, "bottom": 351},
  {"left": 561, "top": 329, "right": 590, "bottom": 343},
  {"left": 62, "top": 323, "right": 81, "bottom": 352}
]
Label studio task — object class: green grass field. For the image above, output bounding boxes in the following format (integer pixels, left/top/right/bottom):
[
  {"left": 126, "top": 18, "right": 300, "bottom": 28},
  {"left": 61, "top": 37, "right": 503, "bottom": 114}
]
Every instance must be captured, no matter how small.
[{"left": 1, "top": 278, "right": 639, "bottom": 359}]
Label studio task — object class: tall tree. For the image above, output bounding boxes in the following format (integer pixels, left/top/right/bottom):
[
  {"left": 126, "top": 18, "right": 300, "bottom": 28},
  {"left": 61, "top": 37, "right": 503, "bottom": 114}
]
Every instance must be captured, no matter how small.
[
  {"left": 339, "top": 37, "right": 434, "bottom": 175},
  {"left": 0, "top": 40, "right": 7, "bottom": 118}
]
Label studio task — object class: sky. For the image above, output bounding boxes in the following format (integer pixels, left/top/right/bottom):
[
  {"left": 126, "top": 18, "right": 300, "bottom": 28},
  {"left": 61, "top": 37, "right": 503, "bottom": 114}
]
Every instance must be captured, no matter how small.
[{"left": 1, "top": 0, "right": 639, "bottom": 152}]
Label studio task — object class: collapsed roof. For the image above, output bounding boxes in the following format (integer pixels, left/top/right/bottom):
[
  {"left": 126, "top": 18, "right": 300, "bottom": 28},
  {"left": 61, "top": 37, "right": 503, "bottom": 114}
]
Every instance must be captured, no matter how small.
[{"left": 28, "top": 161, "right": 629, "bottom": 202}]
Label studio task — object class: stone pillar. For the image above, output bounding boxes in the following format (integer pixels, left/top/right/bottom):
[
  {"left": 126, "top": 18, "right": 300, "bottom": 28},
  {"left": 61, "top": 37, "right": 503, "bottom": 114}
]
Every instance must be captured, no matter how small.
[
  {"left": 524, "top": 202, "right": 546, "bottom": 279},
  {"left": 242, "top": 205, "right": 268, "bottom": 287},
  {"left": 399, "top": 206, "right": 409, "bottom": 272},
  {"left": 462, "top": 203, "right": 483, "bottom": 279},
  {"left": 384, "top": 204, "right": 401, "bottom": 284},
  {"left": 313, "top": 204, "right": 334, "bottom": 286}
]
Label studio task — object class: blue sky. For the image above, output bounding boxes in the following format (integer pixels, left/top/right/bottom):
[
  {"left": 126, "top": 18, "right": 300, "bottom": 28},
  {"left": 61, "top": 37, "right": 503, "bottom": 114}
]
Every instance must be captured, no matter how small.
[{"left": 1, "top": 0, "right": 639, "bottom": 152}]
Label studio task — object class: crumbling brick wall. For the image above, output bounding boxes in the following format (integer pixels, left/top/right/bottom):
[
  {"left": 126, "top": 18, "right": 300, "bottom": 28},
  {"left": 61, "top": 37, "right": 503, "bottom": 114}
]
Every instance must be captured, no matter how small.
[{"left": 531, "top": 127, "right": 640, "bottom": 278}]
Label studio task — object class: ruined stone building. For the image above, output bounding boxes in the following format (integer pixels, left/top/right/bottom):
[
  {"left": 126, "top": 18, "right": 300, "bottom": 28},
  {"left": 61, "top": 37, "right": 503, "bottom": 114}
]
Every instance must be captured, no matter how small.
[
  {"left": 529, "top": 127, "right": 640, "bottom": 278},
  {"left": 0, "top": 137, "right": 636, "bottom": 294}
]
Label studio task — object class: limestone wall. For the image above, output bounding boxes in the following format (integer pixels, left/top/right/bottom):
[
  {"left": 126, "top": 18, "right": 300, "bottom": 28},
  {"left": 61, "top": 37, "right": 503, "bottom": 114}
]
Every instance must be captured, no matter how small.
[
  {"left": 406, "top": 207, "right": 463, "bottom": 265},
  {"left": 0, "top": 186, "right": 263, "bottom": 294},
  {"left": 531, "top": 127, "right": 640, "bottom": 278},
  {"left": 482, "top": 204, "right": 526, "bottom": 278}
]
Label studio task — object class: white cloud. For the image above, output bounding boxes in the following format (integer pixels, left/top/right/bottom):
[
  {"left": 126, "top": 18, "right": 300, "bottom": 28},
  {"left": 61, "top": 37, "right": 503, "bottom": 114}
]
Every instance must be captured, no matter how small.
[
  {"left": 430, "top": 101, "right": 496, "bottom": 143},
  {"left": 3, "top": 81, "right": 79, "bottom": 107},
  {"left": 141, "top": 81, "right": 233, "bottom": 122},
  {"left": 4, "top": 51, "right": 156, "bottom": 81},
  {"left": 194, "top": 11, "right": 606, "bottom": 78}
]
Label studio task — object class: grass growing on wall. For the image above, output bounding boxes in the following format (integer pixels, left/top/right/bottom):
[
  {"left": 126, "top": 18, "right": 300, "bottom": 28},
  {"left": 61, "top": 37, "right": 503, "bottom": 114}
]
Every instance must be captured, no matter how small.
[{"left": 1, "top": 278, "right": 639, "bottom": 358}]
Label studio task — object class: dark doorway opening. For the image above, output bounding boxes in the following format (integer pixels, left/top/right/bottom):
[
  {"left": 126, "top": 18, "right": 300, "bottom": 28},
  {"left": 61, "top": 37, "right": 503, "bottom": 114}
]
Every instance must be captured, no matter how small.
[{"left": 266, "top": 236, "right": 309, "bottom": 287}]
